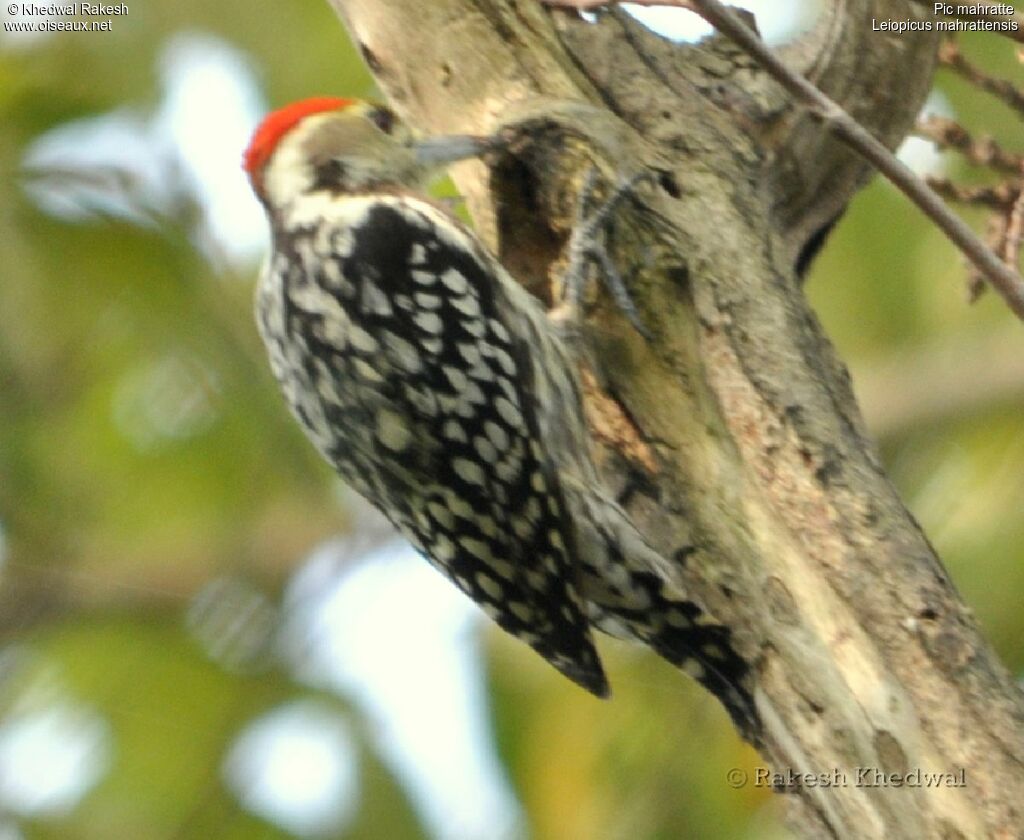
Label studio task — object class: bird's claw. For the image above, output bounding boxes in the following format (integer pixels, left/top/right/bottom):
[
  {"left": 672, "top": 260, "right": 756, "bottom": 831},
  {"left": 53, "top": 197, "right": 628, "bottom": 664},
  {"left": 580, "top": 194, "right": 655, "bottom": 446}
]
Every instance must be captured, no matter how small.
[{"left": 559, "top": 166, "right": 653, "bottom": 339}]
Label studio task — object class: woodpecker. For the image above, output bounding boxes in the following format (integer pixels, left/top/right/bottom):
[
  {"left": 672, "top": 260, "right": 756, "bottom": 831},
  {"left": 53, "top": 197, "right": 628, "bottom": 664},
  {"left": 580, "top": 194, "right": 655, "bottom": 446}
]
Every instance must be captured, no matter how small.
[{"left": 244, "top": 98, "right": 756, "bottom": 732}]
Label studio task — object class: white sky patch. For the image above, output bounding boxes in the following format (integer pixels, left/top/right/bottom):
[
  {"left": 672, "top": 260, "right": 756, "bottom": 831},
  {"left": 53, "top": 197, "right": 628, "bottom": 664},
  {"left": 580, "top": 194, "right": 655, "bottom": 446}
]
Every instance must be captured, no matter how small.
[
  {"left": 224, "top": 700, "right": 359, "bottom": 837},
  {"left": 22, "top": 109, "right": 174, "bottom": 225},
  {"left": 623, "top": 0, "right": 819, "bottom": 45},
  {"left": 620, "top": 4, "right": 713, "bottom": 41},
  {"left": 898, "top": 91, "right": 955, "bottom": 179},
  {"left": 282, "top": 539, "right": 524, "bottom": 840},
  {"left": 897, "top": 136, "right": 947, "bottom": 180},
  {"left": 0, "top": 823, "right": 25, "bottom": 840},
  {"left": 0, "top": 703, "right": 110, "bottom": 817},
  {"left": 20, "top": 32, "right": 267, "bottom": 267},
  {"left": 0, "top": 4, "right": 57, "bottom": 49},
  {"left": 154, "top": 32, "right": 267, "bottom": 265}
]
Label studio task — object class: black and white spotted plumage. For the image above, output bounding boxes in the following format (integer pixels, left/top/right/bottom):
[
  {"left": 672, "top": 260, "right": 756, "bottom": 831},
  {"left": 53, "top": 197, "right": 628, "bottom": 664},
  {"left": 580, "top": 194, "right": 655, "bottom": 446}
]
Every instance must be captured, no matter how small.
[
  {"left": 259, "top": 193, "right": 609, "bottom": 692},
  {"left": 247, "top": 101, "right": 756, "bottom": 732}
]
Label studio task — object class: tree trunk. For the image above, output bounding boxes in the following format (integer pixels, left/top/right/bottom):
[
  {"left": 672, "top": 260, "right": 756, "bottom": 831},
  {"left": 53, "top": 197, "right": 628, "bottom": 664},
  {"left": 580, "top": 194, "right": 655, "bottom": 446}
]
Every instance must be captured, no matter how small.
[{"left": 326, "top": 1, "right": 1024, "bottom": 836}]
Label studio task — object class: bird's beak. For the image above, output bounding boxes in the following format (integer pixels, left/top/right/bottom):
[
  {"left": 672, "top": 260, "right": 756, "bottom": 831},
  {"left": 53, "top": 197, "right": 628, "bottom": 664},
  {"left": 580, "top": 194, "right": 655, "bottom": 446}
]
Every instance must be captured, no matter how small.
[{"left": 413, "top": 134, "right": 500, "bottom": 166}]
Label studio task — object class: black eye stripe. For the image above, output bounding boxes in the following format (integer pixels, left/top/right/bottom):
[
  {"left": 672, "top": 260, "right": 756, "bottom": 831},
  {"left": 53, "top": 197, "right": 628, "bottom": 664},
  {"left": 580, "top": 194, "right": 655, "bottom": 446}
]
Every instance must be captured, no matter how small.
[
  {"left": 368, "top": 105, "right": 396, "bottom": 135},
  {"left": 313, "top": 158, "right": 348, "bottom": 190}
]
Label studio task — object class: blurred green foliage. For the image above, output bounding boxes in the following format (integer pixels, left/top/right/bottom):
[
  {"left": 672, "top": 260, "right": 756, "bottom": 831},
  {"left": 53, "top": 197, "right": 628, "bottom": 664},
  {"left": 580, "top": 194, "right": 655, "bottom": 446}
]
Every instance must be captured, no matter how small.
[
  {"left": 0, "top": 4, "right": 1021, "bottom": 838},
  {"left": 808, "top": 33, "right": 1024, "bottom": 680}
]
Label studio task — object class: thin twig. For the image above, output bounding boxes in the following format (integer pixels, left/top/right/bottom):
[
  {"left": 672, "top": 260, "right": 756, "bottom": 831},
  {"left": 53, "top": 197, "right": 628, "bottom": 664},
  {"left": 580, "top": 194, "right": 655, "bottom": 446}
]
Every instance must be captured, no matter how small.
[
  {"left": 968, "top": 214, "right": 1008, "bottom": 301},
  {"left": 909, "top": 0, "right": 1024, "bottom": 45},
  {"left": 541, "top": 0, "right": 1024, "bottom": 319},
  {"left": 686, "top": 0, "right": 1024, "bottom": 322},
  {"left": 1005, "top": 184, "right": 1024, "bottom": 268},
  {"left": 926, "top": 177, "right": 1020, "bottom": 210},
  {"left": 938, "top": 39, "right": 1024, "bottom": 115},
  {"left": 915, "top": 115, "right": 1024, "bottom": 175}
]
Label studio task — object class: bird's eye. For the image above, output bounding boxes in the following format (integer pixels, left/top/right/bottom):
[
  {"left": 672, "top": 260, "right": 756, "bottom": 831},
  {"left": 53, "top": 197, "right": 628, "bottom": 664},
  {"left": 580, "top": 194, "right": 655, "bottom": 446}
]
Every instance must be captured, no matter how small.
[{"left": 367, "top": 105, "right": 396, "bottom": 135}]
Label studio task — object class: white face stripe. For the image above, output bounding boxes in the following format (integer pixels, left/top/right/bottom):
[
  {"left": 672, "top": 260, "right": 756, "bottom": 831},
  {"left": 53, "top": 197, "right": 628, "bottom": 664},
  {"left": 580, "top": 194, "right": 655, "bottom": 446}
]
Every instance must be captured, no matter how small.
[
  {"left": 283, "top": 193, "right": 481, "bottom": 255},
  {"left": 258, "top": 106, "right": 428, "bottom": 212},
  {"left": 261, "top": 113, "right": 338, "bottom": 208}
]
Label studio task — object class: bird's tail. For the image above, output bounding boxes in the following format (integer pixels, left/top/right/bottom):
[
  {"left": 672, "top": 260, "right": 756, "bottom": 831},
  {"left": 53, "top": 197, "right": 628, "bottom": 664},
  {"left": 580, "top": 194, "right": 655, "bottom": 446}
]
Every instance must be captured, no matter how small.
[{"left": 644, "top": 608, "right": 760, "bottom": 740}]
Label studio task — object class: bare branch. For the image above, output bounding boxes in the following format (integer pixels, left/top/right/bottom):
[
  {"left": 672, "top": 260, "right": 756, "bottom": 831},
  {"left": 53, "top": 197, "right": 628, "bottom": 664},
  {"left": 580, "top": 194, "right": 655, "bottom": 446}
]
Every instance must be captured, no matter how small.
[
  {"left": 546, "top": 0, "right": 1024, "bottom": 318},
  {"left": 938, "top": 38, "right": 1024, "bottom": 114},
  {"left": 913, "top": 110, "right": 1024, "bottom": 296},
  {"left": 969, "top": 214, "right": 1010, "bottom": 301},
  {"left": 1005, "top": 181, "right": 1024, "bottom": 267},
  {"left": 687, "top": 0, "right": 1024, "bottom": 322},
  {"left": 926, "top": 176, "right": 1019, "bottom": 209},
  {"left": 915, "top": 115, "right": 1024, "bottom": 175}
]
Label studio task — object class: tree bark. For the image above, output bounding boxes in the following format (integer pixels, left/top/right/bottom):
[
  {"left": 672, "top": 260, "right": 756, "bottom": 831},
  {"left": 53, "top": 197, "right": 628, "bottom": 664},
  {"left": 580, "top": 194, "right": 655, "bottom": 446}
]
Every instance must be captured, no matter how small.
[{"left": 326, "top": 1, "right": 1024, "bottom": 836}]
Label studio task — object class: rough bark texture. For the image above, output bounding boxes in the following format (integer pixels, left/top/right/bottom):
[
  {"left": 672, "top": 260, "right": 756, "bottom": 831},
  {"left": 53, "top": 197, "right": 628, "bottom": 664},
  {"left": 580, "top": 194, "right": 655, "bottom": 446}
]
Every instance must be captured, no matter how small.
[{"left": 326, "top": 1, "right": 1024, "bottom": 837}]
